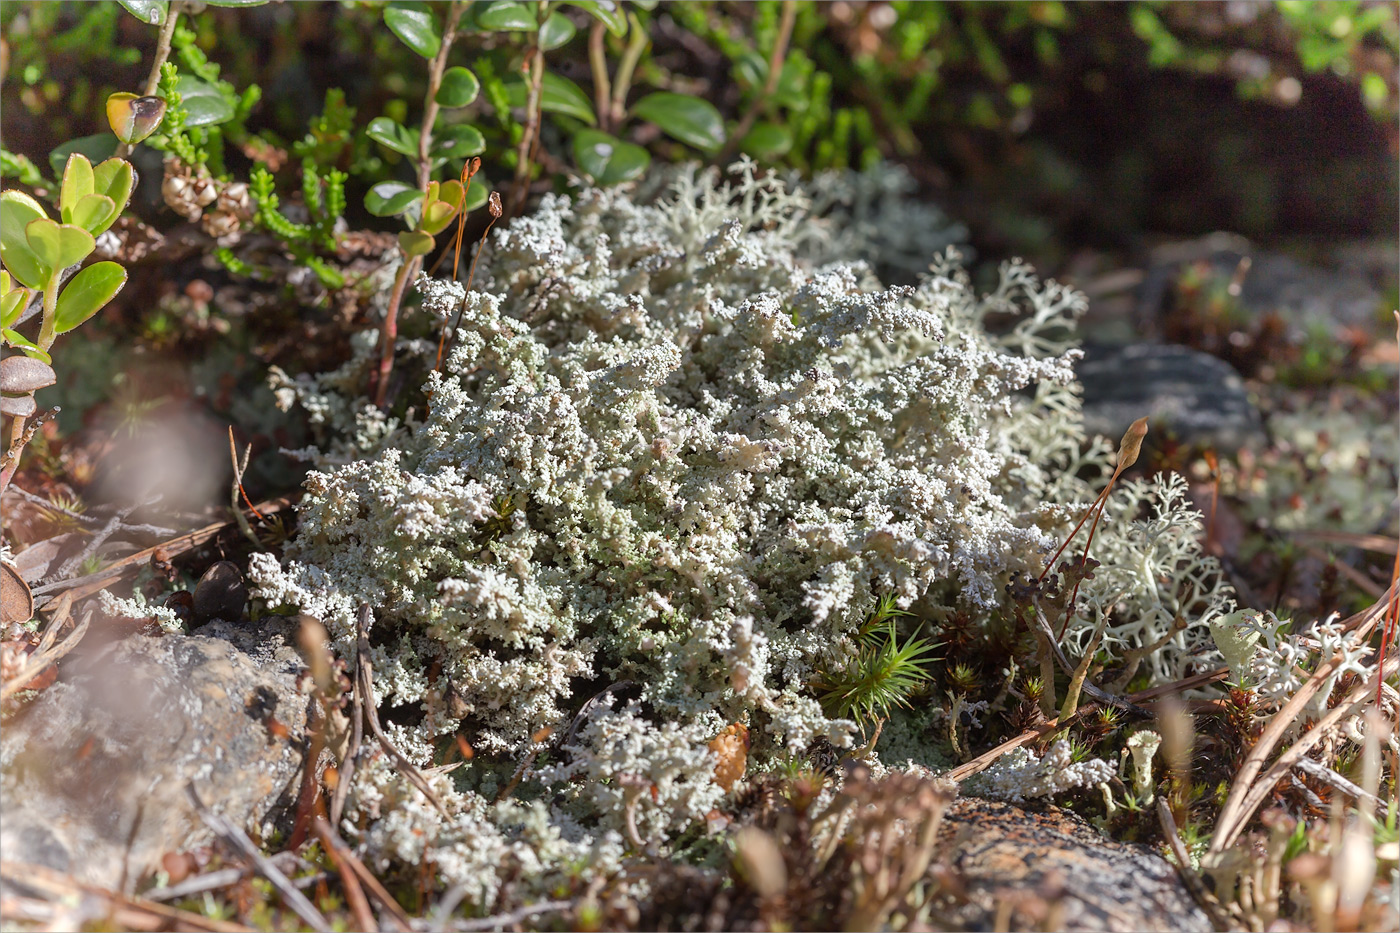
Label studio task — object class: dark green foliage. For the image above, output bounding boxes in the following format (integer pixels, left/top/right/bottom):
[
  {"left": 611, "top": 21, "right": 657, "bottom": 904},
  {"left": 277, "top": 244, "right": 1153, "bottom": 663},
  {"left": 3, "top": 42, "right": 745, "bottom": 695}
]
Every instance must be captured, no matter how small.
[{"left": 816, "top": 595, "right": 939, "bottom": 725}]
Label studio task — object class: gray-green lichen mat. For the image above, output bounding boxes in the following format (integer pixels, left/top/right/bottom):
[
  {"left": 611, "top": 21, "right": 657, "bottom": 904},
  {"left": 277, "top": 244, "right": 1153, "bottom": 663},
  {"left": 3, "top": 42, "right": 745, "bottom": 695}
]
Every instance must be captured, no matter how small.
[{"left": 248, "top": 162, "right": 1232, "bottom": 907}]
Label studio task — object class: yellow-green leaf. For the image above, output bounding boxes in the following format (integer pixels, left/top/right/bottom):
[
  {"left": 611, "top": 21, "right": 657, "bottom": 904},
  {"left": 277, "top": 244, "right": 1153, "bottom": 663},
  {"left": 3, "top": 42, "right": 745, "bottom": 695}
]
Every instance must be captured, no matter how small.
[
  {"left": 25, "top": 219, "right": 95, "bottom": 275},
  {"left": 53, "top": 260, "right": 127, "bottom": 335},
  {"left": 60, "top": 153, "right": 96, "bottom": 221},
  {"left": 0, "top": 191, "right": 50, "bottom": 289}
]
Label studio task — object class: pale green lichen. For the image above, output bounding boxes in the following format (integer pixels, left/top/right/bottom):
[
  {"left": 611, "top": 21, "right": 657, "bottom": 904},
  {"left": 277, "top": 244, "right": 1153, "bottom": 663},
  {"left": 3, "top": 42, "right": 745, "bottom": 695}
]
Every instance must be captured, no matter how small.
[{"left": 250, "top": 162, "right": 1235, "bottom": 907}]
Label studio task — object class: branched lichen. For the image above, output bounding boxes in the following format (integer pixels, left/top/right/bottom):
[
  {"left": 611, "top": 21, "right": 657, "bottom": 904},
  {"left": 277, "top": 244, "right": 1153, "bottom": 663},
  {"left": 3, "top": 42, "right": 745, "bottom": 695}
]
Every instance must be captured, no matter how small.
[{"left": 251, "top": 161, "right": 1234, "bottom": 907}]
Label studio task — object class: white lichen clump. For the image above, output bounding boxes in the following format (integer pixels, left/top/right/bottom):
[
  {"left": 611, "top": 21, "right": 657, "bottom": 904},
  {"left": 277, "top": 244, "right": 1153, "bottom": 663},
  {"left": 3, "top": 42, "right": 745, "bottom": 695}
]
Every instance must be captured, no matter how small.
[
  {"left": 965, "top": 739, "right": 1115, "bottom": 803},
  {"left": 250, "top": 162, "right": 1232, "bottom": 906}
]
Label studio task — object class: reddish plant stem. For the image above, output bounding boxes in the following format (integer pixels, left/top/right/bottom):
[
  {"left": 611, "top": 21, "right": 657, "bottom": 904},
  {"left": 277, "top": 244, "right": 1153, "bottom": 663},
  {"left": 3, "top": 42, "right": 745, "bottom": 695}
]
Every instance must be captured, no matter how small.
[
  {"left": 512, "top": 2, "right": 548, "bottom": 215},
  {"left": 373, "top": 1, "right": 466, "bottom": 409}
]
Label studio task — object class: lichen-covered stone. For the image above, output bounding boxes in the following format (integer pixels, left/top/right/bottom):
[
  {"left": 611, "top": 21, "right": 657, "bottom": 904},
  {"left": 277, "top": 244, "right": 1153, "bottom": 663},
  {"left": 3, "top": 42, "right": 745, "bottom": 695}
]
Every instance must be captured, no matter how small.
[{"left": 0, "top": 616, "right": 310, "bottom": 891}]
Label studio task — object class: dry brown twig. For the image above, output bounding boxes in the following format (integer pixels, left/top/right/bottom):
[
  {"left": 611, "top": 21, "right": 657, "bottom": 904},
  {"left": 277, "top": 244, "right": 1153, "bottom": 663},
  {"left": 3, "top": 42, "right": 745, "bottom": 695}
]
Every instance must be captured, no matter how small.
[
  {"left": 0, "top": 595, "right": 90, "bottom": 702},
  {"left": 186, "top": 783, "right": 333, "bottom": 933},
  {"left": 26, "top": 494, "right": 296, "bottom": 608},
  {"left": 313, "top": 815, "right": 413, "bottom": 932},
  {"left": 0, "top": 858, "right": 253, "bottom": 933},
  {"left": 1208, "top": 582, "right": 1397, "bottom": 856},
  {"left": 330, "top": 602, "right": 445, "bottom": 828}
]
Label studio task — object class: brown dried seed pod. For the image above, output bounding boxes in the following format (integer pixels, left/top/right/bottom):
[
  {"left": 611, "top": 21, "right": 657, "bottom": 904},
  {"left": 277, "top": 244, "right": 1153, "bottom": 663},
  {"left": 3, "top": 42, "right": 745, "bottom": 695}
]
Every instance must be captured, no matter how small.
[
  {"left": 1115, "top": 416, "right": 1149, "bottom": 471},
  {"left": 488, "top": 191, "right": 503, "bottom": 218}
]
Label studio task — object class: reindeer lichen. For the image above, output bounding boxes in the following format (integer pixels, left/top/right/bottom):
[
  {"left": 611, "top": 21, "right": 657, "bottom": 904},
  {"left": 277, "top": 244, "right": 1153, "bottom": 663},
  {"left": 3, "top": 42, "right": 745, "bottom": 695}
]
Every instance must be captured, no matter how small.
[{"left": 250, "top": 161, "right": 1233, "bottom": 906}]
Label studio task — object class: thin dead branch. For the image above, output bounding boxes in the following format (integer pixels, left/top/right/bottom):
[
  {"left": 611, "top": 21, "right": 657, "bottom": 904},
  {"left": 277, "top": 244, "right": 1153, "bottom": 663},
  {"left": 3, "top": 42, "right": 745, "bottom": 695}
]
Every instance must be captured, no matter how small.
[
  {"left": 0, "top": 858, "right": 252, "bottom": 933},
  {"left": 0, "top": 598, "right": 90, "bottom": 702},
  {"left": 51, "top": 492, "right": 163, "bottom": 581},
  {"left": 186, "top": 783, "right": 332, "bottom": 933},
  {"left": 27, "top": 494, "right": 296, "bottom": 608}
]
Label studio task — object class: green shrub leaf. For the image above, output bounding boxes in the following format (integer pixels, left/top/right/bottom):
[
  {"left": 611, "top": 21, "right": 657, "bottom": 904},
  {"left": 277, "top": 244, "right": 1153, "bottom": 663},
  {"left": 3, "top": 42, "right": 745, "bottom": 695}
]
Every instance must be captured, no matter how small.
[
  {"left": 116, "top": 0, "right": 168, "bottom": 24},
  {"left": 739, "top": 122, "right": 792, "bottom": 161},
  {"left": 59, "top": 154, "right": 96, "bottom": 223},
  {"left": 90, "top": 159, "right": 134, "bottom": 233},
  {"left": 399, "top": 230, "right": 436, "bottom": 258},
  {"left": 505, "top": 72, "right": 596, "bottom": 125},
  {"left": 573, "top": 129, "right": 650, "bottom": 185},
  {"left": 175, "top": 75, "right": 235, "bottom": 127},
  {"left": 53, "top": 261, "right": 126, "bottom": 335},
  {"left": 384, "top": 1, "right": 441, "bottom": 58},
  {"left": 69, "top": 194, "right": 118, "bottom": 235},
  {"left": 474, "top": 1, "right": 536, "bottom": 31},
  {"left": 632, "top": 93, "right": 726, "bottom": 151},
  {"left": 0, "top": 279, "right": 31, "bottom": 329},
  {"left": 25, "top": 220, "right": 95, "bottom": 277},
  {"left": 367, "top": 117, "right": 421, "bottom": 157},
  {"left": 47, "top": 135, "right": 117, "bottom": 181},
  {"left": 1, "top": 328, "right": 50, "bottom": 363},
  {"left": 432, "top": 124, "right": 487, "bottom": 162},
  {"left": 463, "top": 174, "right": 490, "bottom": 211},
  {"left": 436, "top": 67, "right": 481, "bottom": 108},
  {"left": 0, "top": 191, "right": 49, "bottom": 289},
  {"left": 106, "top": 92, "right": 167, "bottom": 145},
  {"left": 365, "top": 181, "right": 422, "bottom": 217},
  {"left": 540, "top": 12, "right": 577, "bottom": 50},
  {"left": 567, "top": 1, "right": 627, "bottom": 37}
]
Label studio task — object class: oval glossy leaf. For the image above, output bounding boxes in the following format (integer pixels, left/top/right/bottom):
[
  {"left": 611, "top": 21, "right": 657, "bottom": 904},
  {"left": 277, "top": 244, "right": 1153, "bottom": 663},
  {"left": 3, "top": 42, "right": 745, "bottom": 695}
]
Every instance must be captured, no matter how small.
[
  {"left": 25, "top": 219, "right": 94, "bottom": 275},
  {"left": 365, "top": 181, "right": 422, "bottom": 217},
  {"left": 437, "top": 180, "right": 465, "bottom": 211},
  {"left": 91, "top": 159, "right": 135, "bottom": 231},
  {"left": 420, "top": 198, "right": 460, "bottom": 236},
  {"left": 436, "top": 66, "right": 480, "bottom": 108},
  {"left": 463, "top": 175, "right": 490, "bottom": 211},
  {"left": 573, "top": 129, "right": 650, "bottom": 185},
  {"left": 399, "top": 230, "right": 435, "bottom": 258},
  {"left": 432, "top": 124, "right": 487, "bottom": 161},
  {"left": 47, "top": 134, "right": 117, "bottom": 180},
  {"left": 384, "top": 2, "right": 441, "bottom": 59},
  {"left": 53, "top": 261, "right": 127, "bottom": 335},
  {"left": 505, "top": 72, "right": 596, "bottom": 125},
  {"left": 567, "top": 1, "right": 626, "bottom": 37},
  {"left": 0, "top": 355, "right": 57, "bottom": 393},
  {"left": 60, "top": 153, "right": 96, "bottom": 220},
  {"left": 175, "top": 75, "right": 235, "bottom": 127},
  {"left": 0, "top": 191, "right": 49, "bottom": 289},
  {"left": 0, "top": 283, "right": 31, "bottom": 329},
  {"left": 107, "top": 92, "right": 167, "bottom": 144},
  {"left": 367, "top": 117, "right": 420, "bottom": 157},
  {"left": 540, "top": 12, "right": 577, "bottom": 50},
  {"left": 632, "top": 93, "right": 726, "bottom": 151},
  {"left": 474, "top": 1, "right": 536, "bottom": 31},
  {"left": 739, "top": 122, "right": 793, "bottom": 161},
  {"left": 117, "top": 0, "right": 168, "bottom": 24},
  {"left": 69, "top": 194, "right": 117, "bottom": 235}
]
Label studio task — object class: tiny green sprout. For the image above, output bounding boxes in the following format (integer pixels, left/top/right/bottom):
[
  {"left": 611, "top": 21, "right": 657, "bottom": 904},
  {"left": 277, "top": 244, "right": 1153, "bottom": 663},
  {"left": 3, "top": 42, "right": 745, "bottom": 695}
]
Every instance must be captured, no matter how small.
[
  {"left": 948, "top": 662, "right": 979, "bottom": 695},
  {"left": 106, "top": 92, "right": 168, "bottom": 145},
  {"left": 817, "top": 615, "right": 939, "bottom": 724}
]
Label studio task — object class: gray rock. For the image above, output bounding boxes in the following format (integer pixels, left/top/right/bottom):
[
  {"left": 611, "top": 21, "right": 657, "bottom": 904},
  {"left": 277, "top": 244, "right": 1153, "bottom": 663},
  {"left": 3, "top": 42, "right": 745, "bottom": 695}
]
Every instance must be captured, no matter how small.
[
  {"left": 0, "top": 614, "right": 310, "bottom": 892},
  {"left": 1078, "top": 342, "right": 1264, "bottom": 452},
  {"left": 934, "top": 796, "right": 1213, "bottom": 932},
  {"left": 1139, "top": 233, "right": 1388, "bottom": 338}
]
